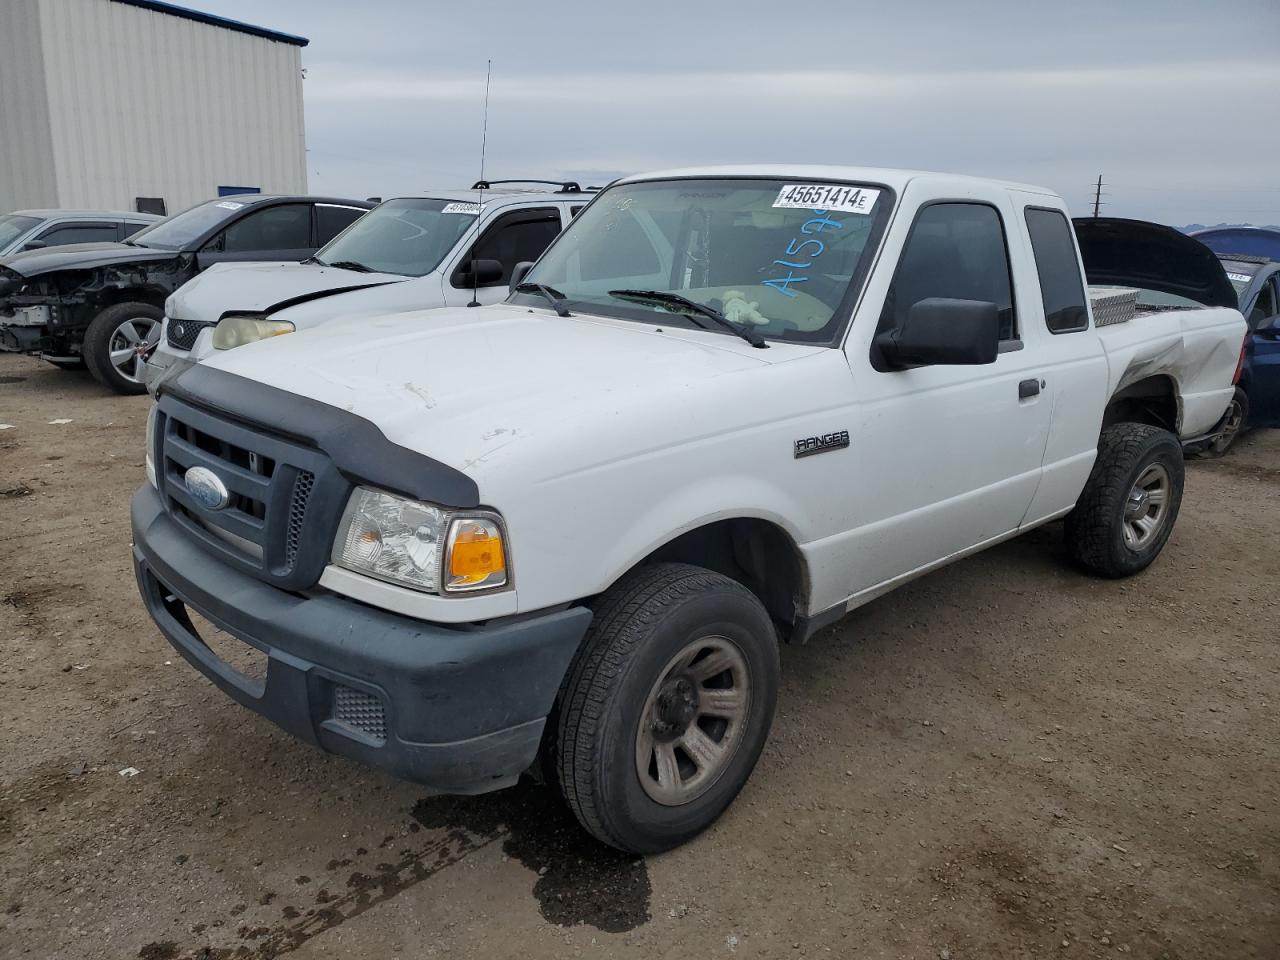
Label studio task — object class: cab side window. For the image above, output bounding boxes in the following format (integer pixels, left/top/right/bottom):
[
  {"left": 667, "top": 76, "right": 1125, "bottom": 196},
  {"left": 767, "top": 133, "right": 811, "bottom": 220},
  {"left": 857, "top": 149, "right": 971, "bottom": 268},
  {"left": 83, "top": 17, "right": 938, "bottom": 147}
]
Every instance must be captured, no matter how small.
[
  {"left": 1024, "top": 207, "right": 1089, "bottom": 333},
  {"left": 1249, "top": 277, "right": 1279, "bottom": 329},
  {"left": 451, "top": 208, "right": 561, "bottom": 287},
  {"left": 316, "top": 204, "right": 366, "bottom": 245},
  {"left": 879, "top": 202, "right": 1017, "bottom": 343},
  {"left": 219, "top": 203, "right": 312, "bottom": 253},
  {"left": 36, "top": 223, "right": 119, "bottom": 246}
]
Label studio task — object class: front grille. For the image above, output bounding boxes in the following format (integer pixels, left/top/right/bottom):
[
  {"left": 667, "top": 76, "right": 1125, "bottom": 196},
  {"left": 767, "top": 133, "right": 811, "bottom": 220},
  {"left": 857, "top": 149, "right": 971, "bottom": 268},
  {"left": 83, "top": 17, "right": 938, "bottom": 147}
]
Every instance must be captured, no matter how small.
[
  {"left": 285, "top": 471, "right": 315, "bottom": 568},
  {"left": 333, "top": 685, "right": 387, "bottom": 741},
  {"left": 156, "top": 394, "right": 347, "bottom": 591},
  {"left": 166, "top": 318, "right": 214, "bottom": 351}
]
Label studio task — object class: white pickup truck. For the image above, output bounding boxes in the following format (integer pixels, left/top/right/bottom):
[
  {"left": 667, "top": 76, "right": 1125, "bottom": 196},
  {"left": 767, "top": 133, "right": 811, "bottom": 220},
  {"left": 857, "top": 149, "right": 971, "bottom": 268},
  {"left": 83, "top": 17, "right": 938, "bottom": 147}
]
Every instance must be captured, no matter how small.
[
  {"left": 132, "top": 165, "right": 1246, "bottom": 854},
  {"left": 145, "top": 181, "right": 593, "bottom": 390}
]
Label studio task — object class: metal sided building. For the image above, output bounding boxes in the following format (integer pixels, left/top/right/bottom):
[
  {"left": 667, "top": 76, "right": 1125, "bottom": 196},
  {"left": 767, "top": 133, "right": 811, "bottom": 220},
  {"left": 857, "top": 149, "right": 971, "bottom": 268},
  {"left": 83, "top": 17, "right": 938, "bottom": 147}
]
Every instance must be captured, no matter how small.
[{"left": 0, "top": 0, "right": 308, "bottom": 216}]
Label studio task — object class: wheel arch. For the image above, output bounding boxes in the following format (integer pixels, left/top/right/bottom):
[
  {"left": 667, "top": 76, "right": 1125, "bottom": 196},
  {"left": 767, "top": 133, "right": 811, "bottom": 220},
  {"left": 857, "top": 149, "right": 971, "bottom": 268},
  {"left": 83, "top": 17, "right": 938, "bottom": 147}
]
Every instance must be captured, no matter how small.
[
  {"left": 1103, "top": 373, "right": 1181, "bottom": 434},
  {"left": 595, "top": 511, "right": 811, "bottom": 644}
]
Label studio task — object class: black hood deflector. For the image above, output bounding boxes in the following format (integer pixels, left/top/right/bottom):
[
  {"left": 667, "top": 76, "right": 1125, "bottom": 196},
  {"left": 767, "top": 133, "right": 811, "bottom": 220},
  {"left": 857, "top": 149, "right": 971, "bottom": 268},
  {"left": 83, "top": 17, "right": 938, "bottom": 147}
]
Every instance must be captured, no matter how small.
[{"left": 1072, "top": 217, "right": 1237, "bottom": 309}]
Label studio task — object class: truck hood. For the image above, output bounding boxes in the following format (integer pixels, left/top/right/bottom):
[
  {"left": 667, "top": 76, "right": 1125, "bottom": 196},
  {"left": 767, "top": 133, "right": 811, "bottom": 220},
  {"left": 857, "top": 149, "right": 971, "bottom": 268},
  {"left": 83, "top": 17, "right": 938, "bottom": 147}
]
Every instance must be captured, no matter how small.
[
  {"left": 0, "top": 241, "right": 175, "bottom": 277},
  {"left": 198, "top": 304, "right": 825, "bottom": 481},
  {"left": 1072, "top": 217, "right": 1237, "bottom": 309},
  {"left": 170, "top": 261, "right": 406, "bottom": 322}
]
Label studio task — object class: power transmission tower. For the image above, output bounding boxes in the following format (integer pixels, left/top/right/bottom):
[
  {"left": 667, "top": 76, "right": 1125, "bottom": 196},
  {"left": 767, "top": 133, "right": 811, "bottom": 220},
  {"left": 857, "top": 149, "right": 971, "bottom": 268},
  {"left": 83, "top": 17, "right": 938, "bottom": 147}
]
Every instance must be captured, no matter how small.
[{"left": 1093, "top": 174, "right": 1104, "bottom": 217}]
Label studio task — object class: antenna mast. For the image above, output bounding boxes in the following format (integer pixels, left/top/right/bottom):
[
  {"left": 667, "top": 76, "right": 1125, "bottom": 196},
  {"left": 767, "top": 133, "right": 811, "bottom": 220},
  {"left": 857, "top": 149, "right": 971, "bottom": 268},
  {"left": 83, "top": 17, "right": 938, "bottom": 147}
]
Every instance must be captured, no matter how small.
[
  {"left": 1092, "top": 174, "right": 1104, "bottom": 218},
  {"left": 468, "top": 59, "right": 492, "bottom": 308}
]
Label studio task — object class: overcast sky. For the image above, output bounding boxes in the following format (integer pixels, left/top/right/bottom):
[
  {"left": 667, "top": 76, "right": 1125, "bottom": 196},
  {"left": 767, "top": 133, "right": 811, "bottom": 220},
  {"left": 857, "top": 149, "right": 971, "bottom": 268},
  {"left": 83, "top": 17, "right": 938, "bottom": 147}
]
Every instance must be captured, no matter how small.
[{"left": 198, "top": 0, "right": 1280, "bottom": 226}]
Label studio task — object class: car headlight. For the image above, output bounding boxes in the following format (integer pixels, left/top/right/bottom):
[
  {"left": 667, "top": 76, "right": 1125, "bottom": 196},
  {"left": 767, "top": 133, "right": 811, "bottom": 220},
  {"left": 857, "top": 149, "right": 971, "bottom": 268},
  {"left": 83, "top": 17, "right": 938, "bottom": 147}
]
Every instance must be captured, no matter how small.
[
  {"left": 211, "top": 315, "right": 294, "bottom": 350},
  {"left": 145, "top": 404, "right": 158, "bottom": 488},
  {"left": 333, "top": 487, "right": 509, "bottom": 594}
]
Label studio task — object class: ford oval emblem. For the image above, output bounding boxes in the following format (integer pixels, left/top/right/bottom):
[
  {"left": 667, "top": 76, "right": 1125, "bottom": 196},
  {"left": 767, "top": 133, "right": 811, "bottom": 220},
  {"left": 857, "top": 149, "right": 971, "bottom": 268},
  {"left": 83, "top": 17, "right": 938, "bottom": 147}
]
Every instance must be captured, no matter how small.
[{"left": 185, "top": 466, "right": 230, "bottom": 511}]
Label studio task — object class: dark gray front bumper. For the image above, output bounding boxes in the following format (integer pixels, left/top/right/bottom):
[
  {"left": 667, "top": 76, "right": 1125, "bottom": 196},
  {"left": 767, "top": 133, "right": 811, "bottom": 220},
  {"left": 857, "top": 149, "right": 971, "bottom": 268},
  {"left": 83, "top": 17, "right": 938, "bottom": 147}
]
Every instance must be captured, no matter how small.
[{"left": 131, "top": 484, "right": 592, "bottom": 794}]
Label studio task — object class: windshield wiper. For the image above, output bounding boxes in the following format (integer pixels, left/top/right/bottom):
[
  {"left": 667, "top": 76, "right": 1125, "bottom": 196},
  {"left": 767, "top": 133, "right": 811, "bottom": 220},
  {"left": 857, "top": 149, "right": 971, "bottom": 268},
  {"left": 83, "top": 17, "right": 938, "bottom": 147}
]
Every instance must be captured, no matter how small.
[
  {"left": 514, "top": 281, "right": 572, "bottom": 317},
  {"left": 608, "top": 289, "right": 767, "bottom": 348},
  {"left": 326, "top": 259, "right": 373, "bottom": 273}
]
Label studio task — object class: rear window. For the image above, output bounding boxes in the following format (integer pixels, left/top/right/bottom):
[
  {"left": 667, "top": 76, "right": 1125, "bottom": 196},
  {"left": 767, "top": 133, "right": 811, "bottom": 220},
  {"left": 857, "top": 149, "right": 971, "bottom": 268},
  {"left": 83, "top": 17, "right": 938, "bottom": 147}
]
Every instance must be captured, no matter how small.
[{"left": 1025, "top": 208, "right": 1089, "bottom": 333}]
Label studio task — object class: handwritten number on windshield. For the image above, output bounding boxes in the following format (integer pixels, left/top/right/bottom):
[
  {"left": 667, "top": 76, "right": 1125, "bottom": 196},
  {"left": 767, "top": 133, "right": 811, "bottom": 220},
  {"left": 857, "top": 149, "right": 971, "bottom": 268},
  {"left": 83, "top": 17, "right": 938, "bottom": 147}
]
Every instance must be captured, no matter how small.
[{"left": 762, "top": 211, "right": 843, "bottom": 299}]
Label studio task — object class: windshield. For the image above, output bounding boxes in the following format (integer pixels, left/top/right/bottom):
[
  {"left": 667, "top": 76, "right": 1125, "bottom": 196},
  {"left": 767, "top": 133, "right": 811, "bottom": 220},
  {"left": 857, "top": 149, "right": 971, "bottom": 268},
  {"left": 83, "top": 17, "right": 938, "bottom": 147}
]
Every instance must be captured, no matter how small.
[
  {"left": 0, "top": 214, "right": 41, "bottom": 250},
  {"left": 1220, "top": 259, "right": 1261, "bottom": 302},
  {"left": 517, "top": 178, "right": 891, "bottom": 344},
  {"left": 315, "top": 198, "right": 480, "bottom": 276},
  {"left": 129, "top": 198, "right": 256, "bottom": 251}
]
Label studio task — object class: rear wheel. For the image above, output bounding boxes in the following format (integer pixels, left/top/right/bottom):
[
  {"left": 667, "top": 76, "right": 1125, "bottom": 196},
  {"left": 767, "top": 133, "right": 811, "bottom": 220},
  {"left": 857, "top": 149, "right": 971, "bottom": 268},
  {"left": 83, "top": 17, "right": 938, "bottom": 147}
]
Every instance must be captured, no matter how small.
[
  {"left": 1065, "top": 423, "right": 1184, "bottom": 578},
  {"left": 554, "top": 563, "right": 779, "bottom": 854},
  {"left": 1201, "top": 387, "right": 1248, "bottom": 458},
  {"left": 83, "top": 302, "right": 162, "bottom": 395}
]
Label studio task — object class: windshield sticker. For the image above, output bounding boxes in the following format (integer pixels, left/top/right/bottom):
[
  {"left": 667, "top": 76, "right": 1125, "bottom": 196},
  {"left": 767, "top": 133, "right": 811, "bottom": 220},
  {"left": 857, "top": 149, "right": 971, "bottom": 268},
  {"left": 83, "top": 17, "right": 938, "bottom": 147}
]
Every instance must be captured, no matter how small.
[
  {"left": 215, "top": 201, "right": 245, "bottom": 210},
  {"left": 1227, "top": 272, "right": 1253, "bottom": 285},
  {"left": 442, "top": 202, "right": 483, "bottom": 215},
  {"left": 773, "top": 184, "right": 879, "bottom": 215},
  {"left": 761, "top": 212, "right": 845, "bottom": 299}
]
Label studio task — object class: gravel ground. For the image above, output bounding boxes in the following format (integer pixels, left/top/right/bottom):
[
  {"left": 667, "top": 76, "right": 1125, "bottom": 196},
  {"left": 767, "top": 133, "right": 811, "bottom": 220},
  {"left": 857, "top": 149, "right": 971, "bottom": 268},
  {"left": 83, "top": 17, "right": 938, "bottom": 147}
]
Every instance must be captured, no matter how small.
[{"left": 0, "top": 352, "right": 1276, "bottom": 960}]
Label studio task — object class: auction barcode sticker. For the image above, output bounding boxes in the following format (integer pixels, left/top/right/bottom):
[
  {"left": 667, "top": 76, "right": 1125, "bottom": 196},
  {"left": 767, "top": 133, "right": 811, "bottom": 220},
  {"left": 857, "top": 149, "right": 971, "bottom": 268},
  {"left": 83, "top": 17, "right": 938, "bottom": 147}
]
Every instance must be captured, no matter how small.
[
  {"left": 442, "top": 202, "right": 483, "bottom": 215},
  {"left": 1227, "top": 272, "right": 1253, "bottom": 285},
  {"left": 215, "top": 201, "right": 245, "bottom": 210},
  {"left": 773, "top": 184, "right": 880, "bottom": 215}
]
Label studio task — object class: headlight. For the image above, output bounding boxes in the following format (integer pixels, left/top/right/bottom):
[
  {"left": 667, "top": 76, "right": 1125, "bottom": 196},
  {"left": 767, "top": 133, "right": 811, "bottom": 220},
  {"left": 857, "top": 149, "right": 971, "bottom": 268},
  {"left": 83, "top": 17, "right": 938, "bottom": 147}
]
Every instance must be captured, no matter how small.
[
  {"left": 211, "top": 315, "right": 294, "bottom": 350},
  {"left": 333, "top": 487, "right": 510, "bottom": 594},
  {"left": 145, "top": 404, "right": 158, "bottom": 488}
]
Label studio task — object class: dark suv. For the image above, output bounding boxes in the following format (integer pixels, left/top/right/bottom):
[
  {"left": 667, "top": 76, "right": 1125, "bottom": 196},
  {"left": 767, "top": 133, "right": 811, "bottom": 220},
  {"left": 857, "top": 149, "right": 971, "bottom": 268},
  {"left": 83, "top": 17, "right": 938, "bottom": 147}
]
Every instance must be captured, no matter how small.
[{"left": 0, "top": 194, "right": 372, "bottom": 393}]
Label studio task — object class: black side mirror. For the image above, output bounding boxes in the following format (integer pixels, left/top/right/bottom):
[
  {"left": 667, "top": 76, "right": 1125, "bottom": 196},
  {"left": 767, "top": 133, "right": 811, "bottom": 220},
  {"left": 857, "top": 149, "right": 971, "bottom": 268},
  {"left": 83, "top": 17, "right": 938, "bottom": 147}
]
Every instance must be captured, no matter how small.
[
  {"left": 509, "top": 261, "right": 535, "bottom": 293},
  {"left": 874, "top": 298, "right": 1000, "bottom": 368},
  {"left": 459, "top": 258, "right": 503, "bottom": 286},
  {"left": 23, "top": 240, "right": 47, "bottom": 251}
]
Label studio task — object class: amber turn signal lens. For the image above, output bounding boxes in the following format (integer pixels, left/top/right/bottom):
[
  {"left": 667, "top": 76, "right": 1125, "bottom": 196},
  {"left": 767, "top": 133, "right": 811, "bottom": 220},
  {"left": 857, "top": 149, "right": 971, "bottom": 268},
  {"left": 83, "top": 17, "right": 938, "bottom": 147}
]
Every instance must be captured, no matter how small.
[{"left": 446, "top": 518, "right": 507, "bottom": 591}]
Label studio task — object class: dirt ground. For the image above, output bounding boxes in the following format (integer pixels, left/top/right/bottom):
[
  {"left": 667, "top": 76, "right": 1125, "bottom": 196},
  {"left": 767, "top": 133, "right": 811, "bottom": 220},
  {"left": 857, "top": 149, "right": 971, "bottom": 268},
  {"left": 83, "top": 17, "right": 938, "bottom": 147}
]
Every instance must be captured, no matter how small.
[{"left": 0, "top": 351, "right": 1276, "bottom": 960}]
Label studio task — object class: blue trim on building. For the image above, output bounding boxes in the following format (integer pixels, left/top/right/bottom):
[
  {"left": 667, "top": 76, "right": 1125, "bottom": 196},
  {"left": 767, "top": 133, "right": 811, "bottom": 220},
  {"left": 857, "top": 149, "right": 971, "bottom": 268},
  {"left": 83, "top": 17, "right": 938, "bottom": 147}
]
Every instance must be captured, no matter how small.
[{"left": 109, "top": 0, "right": 309, "bottom": 47}]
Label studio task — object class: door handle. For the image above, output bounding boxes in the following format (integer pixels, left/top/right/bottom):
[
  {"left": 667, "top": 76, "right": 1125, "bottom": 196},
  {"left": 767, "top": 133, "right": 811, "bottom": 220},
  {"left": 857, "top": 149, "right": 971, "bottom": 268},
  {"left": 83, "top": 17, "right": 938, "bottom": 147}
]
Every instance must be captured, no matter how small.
[{"left": 1018, "top": 378, "right": 1041, "bottom": 399}]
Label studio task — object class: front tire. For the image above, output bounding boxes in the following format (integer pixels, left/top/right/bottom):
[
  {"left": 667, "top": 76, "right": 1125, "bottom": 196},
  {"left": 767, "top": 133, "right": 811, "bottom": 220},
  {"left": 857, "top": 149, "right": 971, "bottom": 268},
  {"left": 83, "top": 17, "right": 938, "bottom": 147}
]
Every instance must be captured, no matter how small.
[
  {"left": 554, "top": 563, "right": 779, "bottom": 854},
  {"left": 44, "top": 357, "right": 86, "bottom": 371},
  {"left": 83, "top": 302, "right": 163, "bottom": 395},
  {"left": 1065, "top": 423, "right": 1184, "bottom": 578}
]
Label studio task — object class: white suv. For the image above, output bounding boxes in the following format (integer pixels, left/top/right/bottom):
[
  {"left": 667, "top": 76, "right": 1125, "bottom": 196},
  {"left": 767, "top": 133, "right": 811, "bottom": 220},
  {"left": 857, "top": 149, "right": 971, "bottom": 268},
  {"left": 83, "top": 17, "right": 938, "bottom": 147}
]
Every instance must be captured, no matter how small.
[{"left": 146, "top": 181, "right": 594, "bottom": 388}]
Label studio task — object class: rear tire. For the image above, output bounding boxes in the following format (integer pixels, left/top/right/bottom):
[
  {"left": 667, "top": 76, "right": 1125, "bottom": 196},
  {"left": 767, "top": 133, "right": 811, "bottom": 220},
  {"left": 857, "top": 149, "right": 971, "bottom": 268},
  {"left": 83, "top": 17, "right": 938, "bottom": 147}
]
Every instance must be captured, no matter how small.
[
  {"left": 83, "top": 302, "right": 163, "bottom": 395},
  {"left": 554, "top": 562, "right": 779, "bottom": 854},
  {"left": 1065, "top": 423, "right": 1184, "bottom": 578},
  {"left": 1200, "top": 387, "right": 1248, "bottom": 458}
]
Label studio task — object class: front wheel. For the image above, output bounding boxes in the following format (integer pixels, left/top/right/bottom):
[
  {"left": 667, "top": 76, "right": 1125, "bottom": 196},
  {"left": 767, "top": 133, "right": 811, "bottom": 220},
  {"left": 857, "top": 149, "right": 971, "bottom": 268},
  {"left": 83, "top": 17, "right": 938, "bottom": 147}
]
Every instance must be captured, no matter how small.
[
  {"left": 1065, "top": 423, "right": 1184, "bottom": 578},
  {"left": 83, "top": 302, "right": 163, "bottom": 395},
  {"left": 554, "top": 563, "right": 779, "bottom": 854}
]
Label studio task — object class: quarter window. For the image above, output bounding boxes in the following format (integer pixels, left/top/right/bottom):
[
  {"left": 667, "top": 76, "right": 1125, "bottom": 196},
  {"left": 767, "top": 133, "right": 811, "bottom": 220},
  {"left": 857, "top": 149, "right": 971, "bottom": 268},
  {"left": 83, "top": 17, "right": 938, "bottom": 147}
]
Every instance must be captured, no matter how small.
[
  {"left": 1025, "top": 208, "right": 1089, "bottom": 333},
  {"left": 879, "top": 202, "right": 1017, "bottom": 343}
]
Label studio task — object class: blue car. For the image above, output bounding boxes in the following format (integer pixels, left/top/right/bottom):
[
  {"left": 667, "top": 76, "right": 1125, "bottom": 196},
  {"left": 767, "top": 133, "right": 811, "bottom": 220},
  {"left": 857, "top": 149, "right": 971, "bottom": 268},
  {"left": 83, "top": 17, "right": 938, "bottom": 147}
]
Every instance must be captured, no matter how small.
[{"left": 1213, "top": 257, "right": 1280, "bottom": 450}]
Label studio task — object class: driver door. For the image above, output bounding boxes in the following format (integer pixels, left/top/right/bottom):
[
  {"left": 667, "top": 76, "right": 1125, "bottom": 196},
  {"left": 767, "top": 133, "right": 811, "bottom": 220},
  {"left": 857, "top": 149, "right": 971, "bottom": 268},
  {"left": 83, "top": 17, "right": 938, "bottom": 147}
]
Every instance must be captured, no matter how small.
[
  {"left": 837, "top": 189, "right": 1054, "bottom": 598},
  {"left": 441, "top": 207, "right": 564, "bottom": 308}
]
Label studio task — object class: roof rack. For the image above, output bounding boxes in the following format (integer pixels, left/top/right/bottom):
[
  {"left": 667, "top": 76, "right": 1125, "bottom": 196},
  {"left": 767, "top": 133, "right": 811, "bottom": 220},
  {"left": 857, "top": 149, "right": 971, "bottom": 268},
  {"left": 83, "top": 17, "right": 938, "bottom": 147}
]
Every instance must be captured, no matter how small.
[{"left": 469, "top": 179, "right": 596, "bottom": 194}]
